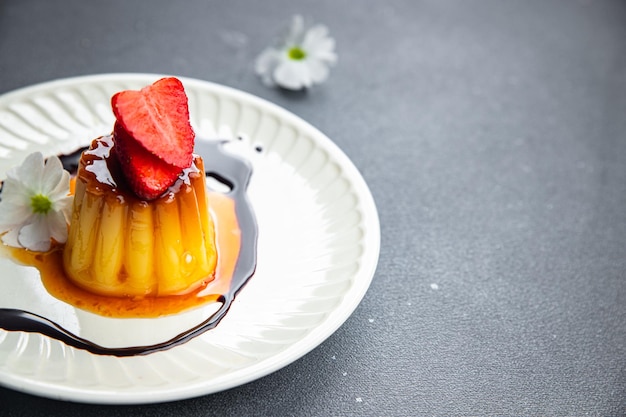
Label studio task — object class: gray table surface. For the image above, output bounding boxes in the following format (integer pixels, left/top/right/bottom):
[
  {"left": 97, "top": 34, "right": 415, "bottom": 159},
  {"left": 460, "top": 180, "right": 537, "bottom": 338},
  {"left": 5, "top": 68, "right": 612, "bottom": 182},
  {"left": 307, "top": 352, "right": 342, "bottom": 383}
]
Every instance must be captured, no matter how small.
[{"left": 1, "top": 0, "right": 625, "bottom": 415}]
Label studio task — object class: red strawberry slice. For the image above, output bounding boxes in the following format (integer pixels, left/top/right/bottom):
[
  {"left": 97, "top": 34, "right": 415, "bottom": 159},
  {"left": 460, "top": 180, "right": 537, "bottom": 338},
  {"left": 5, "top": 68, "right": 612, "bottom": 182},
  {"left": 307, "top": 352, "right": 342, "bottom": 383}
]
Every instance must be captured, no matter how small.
[
  {"left": 111, "top": 77, "right": 194, "bottom": 169},
  {"left": 113, "top": 123, "right": 183, "bottom": 200}
]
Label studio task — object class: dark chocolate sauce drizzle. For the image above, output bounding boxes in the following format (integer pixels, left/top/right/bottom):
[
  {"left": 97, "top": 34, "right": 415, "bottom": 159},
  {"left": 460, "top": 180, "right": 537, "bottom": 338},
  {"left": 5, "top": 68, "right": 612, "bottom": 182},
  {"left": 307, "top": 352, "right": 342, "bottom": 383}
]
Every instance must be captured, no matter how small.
[{"left": 0, "top": 140, "right": 257, "bottom": 356}]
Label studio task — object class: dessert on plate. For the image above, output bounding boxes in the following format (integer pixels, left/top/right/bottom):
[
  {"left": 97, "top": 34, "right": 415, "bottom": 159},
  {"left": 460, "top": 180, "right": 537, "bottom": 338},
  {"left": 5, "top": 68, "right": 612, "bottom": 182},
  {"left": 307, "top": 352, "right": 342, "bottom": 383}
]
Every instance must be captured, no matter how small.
[
  {"left": 0, "top": 76, "right": 258, "bottom": 353},
  {"left": 63, "top": 77, "right": 218, "bottom": 297}
]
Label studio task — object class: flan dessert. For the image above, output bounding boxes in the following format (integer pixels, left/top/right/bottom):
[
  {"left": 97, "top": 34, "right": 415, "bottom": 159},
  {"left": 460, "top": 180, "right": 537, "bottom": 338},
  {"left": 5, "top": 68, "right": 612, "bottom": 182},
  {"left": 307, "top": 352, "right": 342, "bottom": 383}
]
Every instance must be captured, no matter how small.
[{"left": 62, "top": 77, "right": 218, "bottom": 297}]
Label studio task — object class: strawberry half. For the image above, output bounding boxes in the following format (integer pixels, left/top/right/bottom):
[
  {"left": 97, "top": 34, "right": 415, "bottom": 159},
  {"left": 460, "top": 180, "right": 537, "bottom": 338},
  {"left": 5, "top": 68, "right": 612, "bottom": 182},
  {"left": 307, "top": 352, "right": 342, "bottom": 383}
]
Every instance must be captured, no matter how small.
[
  {"left": 113, "top": 123, "right": 183, "bottom": 200},
  {"left": 111, "top": 77, "right": 194, "bottom": 169}
]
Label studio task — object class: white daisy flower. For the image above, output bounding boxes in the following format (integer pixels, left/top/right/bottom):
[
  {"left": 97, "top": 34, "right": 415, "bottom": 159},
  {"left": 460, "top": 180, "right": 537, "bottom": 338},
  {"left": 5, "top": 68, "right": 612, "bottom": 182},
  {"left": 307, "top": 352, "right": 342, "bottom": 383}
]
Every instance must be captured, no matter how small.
[
  {"left": 255, "top": 15, "right": 337, "bottom": 90},
  {"left": 0, "top": 152, "right": 73, "bottom": 251}
]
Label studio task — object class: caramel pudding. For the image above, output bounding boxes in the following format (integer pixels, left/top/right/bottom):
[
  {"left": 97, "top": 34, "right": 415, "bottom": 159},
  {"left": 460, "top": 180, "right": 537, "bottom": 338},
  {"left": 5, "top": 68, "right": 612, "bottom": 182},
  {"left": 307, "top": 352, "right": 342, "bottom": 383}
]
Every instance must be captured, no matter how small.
[{"left": 63, "top": 135, "right": 217, "bottom": 297}]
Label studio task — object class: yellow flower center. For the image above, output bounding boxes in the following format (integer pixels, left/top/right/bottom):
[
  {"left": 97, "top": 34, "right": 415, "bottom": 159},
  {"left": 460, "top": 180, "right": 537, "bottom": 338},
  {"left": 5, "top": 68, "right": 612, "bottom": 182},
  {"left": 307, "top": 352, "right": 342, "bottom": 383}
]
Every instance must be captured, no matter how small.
[
  {"left": 288, "top": 46, "right": 306, "bottom": 60},
  {"left": 31, "top": 193, "right": 52, "bottom": 214}
]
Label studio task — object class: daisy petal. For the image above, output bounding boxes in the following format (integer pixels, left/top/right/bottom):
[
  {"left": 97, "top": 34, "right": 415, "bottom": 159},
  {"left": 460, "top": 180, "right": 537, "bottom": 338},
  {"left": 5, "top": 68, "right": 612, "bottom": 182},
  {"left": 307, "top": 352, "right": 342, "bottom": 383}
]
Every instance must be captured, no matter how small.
[
  {"left": 15, "top": 152, "right": 45, "bottom": 193},
  {"left": 308, "top": 39, "right": 337, "bottom": 63},
  {"left": 305, "top": 58, "right": 330, "bottom": 83},
  {"left": 302, "top": 24, "right": 330, "bottom": 50},
  {"left": 0, "top": 204, "right": 33, "bottom": 230},
  {"left": 274, "top": 60, "right": 309, "bottom": 90},
  {"left": 47, "top": 170, "right": 71, "bottom": 201},
  {"left": 41, "top": 155, "right": 65, "bottom": 194},
  {"left": 18, "top": 215, "right": 52, "bottom": 251},
  {"left": 47, "top": 210, "right": 69, "bottom": 243},
  {"left": 284, "top": 15, "right": 305, "bottom": 45},
  {"left": 0, "top": 178, "right": 31, "bottom": 206},
  {"left": 54, "top": 195, "right": 74, "bottom": 224},
  {"left": 255, "top": 48, "right": 279, "bottom": 76},
  {"left": 1, "top": 228, "right": 21, "bottom": 248}
]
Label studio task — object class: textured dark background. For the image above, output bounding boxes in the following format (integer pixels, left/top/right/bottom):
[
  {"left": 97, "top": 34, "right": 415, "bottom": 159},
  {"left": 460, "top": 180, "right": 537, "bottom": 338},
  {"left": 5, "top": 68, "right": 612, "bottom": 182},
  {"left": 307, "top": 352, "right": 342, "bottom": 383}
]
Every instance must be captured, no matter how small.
[{"left": 1, "top": 0, "right": 625, "bottom": 415}]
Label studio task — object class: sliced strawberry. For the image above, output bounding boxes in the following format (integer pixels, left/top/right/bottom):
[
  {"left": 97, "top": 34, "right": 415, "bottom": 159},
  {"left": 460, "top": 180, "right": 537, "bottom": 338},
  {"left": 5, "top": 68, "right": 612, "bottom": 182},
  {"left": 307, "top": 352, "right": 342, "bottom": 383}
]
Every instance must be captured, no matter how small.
[
  {"left": 113, "top": 123, "right": 182, "bottom": 200},
  {"left": 111, "top": 77, "right": 194, "bottom": 169}
]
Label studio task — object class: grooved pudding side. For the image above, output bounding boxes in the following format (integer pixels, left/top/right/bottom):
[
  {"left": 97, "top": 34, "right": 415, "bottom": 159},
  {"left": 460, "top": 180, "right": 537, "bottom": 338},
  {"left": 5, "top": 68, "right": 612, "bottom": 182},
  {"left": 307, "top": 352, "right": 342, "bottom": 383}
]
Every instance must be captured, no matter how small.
[{"left": 63, "top": 136, "right": 217, "bottom": 297}]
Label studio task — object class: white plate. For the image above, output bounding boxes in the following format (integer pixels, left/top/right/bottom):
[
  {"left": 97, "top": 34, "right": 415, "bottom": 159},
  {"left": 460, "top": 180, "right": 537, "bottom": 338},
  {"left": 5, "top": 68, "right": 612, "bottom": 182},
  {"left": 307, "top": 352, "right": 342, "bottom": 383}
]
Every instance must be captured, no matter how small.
[{"left": 0, "top": 74, "right": 380, "bottom": 404}]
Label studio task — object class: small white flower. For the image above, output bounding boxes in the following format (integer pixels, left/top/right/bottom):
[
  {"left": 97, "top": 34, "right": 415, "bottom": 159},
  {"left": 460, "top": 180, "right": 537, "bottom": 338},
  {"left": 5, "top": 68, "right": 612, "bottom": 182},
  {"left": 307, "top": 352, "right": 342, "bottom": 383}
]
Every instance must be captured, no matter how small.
[
  {"left": 0, "top": 152, "right": 73, "bottom": 251},
  {"left": 255, "top": 15, "right": 337, "bottom": 90}
]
